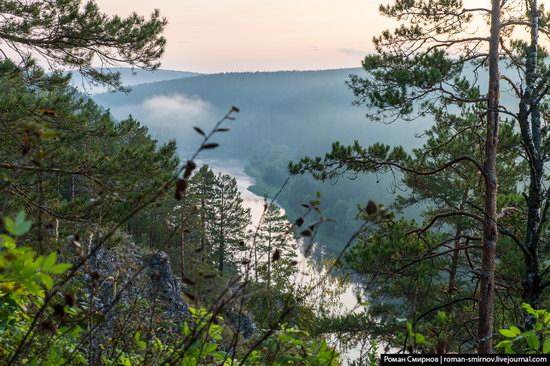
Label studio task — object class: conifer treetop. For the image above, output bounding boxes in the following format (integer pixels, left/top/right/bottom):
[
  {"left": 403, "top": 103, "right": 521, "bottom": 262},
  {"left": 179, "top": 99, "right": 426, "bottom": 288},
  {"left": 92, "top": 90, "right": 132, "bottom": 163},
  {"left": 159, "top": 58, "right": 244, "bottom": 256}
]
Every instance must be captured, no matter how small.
[{"left": 0, "top": 0, "right": 167, "bottom": 91}]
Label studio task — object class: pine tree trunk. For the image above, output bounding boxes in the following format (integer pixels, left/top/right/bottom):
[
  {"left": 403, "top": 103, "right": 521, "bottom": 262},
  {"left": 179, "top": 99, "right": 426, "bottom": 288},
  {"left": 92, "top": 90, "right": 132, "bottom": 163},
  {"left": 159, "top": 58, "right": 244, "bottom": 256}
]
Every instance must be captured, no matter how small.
[
  {"left": 449, "top": 192, "right": 468, "bottom": 292},
  {"left": 71, "top": 174, "right": 75, "bottom": 200},
  {"left": 478, "top": 0, "right": 500, "bottom": 353},
  {"left": 267, "top": 227, "right": 272, "bottom": 289},
  {"left": 448, "top": 227, "right": 462, "bottom": 293},
  {"left": 200, "top": 194, "right": 206, "bottom": 251},
  {"left": 520, "top": 0, "right": 543, "bottom": 309},
  {"left": 219, "top": 185, "right": 225, "bottom": 272},
  {"left": 37, "top": 172, "right": 44, "bottom": 254},
  {"left": 180, "top": 205, "right": 186, "bottom": 279},
  {"left": 254, "top": 238, "right": 259, "bottom": 282}
]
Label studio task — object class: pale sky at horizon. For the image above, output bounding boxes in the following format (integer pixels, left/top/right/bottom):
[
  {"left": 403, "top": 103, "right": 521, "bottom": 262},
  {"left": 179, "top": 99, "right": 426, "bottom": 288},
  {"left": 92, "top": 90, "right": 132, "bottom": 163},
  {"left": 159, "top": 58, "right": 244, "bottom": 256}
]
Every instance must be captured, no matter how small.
[
  {"left": 95, "top": 0, "right": 489, "bottom": 73},
  {"left": 93, "top": 0, "right": 394, "bottom": 73}
]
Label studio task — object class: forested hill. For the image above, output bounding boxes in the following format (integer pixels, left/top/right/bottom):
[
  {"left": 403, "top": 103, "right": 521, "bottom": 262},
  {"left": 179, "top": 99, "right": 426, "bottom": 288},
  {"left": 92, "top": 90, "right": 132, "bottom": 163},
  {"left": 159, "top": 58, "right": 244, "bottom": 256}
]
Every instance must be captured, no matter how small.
[
  {"left": 70, "top": 68, "right": 200, "bottom": 94},
  {"left": 93, "top": 68, "right": 428, "bottom": 157}
]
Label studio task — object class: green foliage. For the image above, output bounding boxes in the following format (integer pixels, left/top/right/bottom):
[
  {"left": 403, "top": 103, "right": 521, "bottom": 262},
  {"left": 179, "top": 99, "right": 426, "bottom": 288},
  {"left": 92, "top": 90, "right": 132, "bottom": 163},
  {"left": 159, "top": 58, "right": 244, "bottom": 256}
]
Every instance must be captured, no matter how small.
[
  {"left": 355, "top": 49, "right": 471, "bottom": 119},
  {"left": 247, "top": 326, "right": 339, "bottom": 366},
  {"left": 0, "top": 211, "right": 71, "bottom": 297},
  {"left": 4, "top": 211, "right": 33, "bottom": 237},
  {"left": 497, "top": 304, "right": 550, "bottom": 354},
  {"left": 0, "top": 59, "right": 179, "bottom": 255},
  {"left": 210, "top": 172, "right": 251, "bottom": 272},
  {"left": 100, "top": 307, "right": 229, "bottom": 366},
  {"left": 0, "top": 211, "right": 338, "bottom": 364},
  {"left": 104, "top": 319, "right": 340, "bottom": 366},
  {"left": 167, "top": 164, "right": 251, "bottom": 277},
  {"left": 255, "top": 203, "right": 296, "bottom": 289},
  {"left": 407, "top": 321, "right": 426, "bottom": 347},
  {"left": 293, "top": 110, "right": 527, "bottom": 352},
  {"left": 0, "top": 0, "right": 167, "bottom": 91},
  {"left": 0, "top": 212, "right": 85, "bottom": 363}
]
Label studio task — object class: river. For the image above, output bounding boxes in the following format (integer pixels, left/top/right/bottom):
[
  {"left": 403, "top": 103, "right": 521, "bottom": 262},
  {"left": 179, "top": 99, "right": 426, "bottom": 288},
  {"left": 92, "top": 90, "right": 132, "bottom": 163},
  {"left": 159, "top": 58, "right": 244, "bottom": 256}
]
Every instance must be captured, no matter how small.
[{"left": 199, "top": 158, "right": 368, "bottom": 364}]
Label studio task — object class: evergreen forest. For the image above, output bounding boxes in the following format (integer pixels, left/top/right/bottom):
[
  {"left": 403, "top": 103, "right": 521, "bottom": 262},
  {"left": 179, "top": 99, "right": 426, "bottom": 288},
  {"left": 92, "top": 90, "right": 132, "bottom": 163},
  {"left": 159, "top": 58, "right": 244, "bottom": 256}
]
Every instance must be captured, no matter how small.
[{"left": 2, "top": 1, "right": 550, "bottom": 365}]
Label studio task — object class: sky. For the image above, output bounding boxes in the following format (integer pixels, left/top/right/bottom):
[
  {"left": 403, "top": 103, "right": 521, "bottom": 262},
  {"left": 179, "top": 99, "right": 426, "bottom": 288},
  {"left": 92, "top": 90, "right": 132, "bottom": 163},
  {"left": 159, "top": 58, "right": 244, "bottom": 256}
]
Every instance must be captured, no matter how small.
[
  {"left": 94, "top": 0, "right": 494, "bottom": 73},
  {"left": 94, "top": 0, "right": 398, "bottom": 73}
]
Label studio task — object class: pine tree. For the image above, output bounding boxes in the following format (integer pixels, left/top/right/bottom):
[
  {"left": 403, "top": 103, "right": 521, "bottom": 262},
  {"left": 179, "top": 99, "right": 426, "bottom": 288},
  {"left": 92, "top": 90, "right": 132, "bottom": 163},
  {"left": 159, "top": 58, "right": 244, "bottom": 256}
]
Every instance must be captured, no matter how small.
[
  {"left": 174, "top": 164, "right": 217, "bottom": 278},
  {"left": 209, "top": 173, "right": 251, "bottom": 273},
  {"left": 0, "top": 0, "right": 167, "bottom": 91},
  {"left": 192, "top": 165, "right": 217, "bottom": 254},
  {"left": 338, "top": 111, "right": 524, "bottom": 352},
  {"left": 0, "top": 0, "right": 171, "bottom": 254},
  {"left": 291, "top": 0, "right": 542, "bottom": 352},
  {"left": 256, "top": 203, "right": 296, "bottom": 290},
  {"left": 0, "top": 62, "right": 179, "bottom": 253}
]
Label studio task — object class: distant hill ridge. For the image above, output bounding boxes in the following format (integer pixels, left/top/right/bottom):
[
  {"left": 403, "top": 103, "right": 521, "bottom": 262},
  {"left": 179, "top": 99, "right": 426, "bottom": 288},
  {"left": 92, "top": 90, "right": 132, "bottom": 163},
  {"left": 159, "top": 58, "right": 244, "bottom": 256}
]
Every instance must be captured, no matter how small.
[
  {"left": 92, "top": 66, "right": 417, "bottom": 158},
  {"left": 70, "top": 67, "right": 201, "bottom": 94}
]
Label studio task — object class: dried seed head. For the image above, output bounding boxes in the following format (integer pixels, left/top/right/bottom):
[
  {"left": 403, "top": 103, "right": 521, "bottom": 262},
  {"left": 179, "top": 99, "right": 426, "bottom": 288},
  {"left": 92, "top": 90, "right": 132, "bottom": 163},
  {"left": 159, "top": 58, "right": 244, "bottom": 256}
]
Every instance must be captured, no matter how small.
[
  {"left": 272, "top": 249, "right": 281, "bottom": 262},
  {"left": 366, "top": 200, "right": 377, "bottom": 215},
  {"left": 64, "top": 293, "right": 75, "bottom": 307}
]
